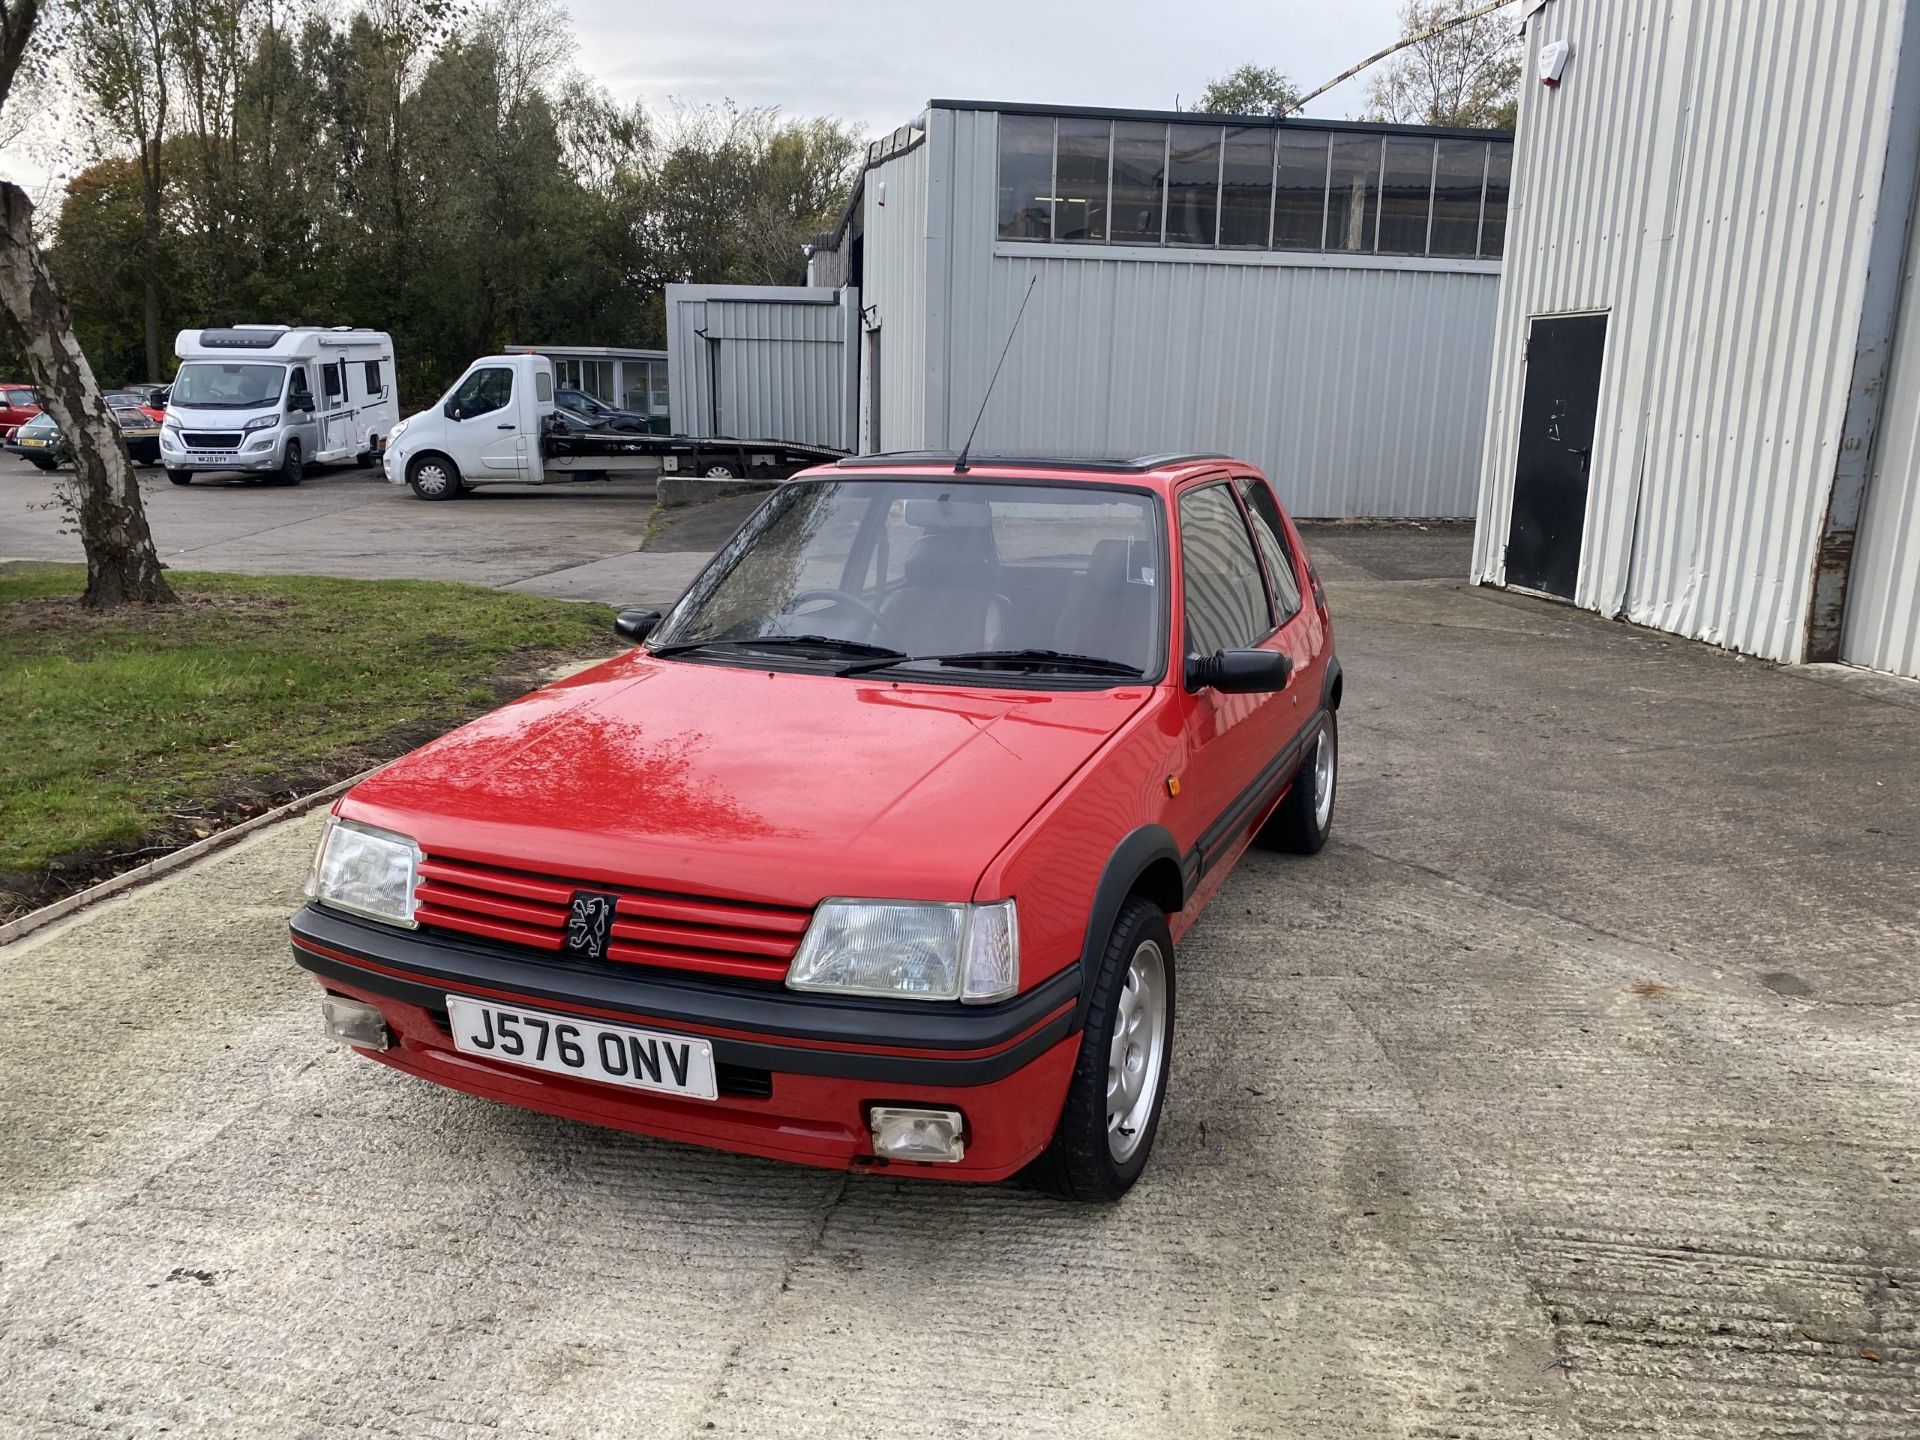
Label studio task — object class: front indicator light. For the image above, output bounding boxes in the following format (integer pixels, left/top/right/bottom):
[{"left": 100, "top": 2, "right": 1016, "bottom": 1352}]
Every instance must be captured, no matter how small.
[{"left": 869, "top": 1106, "right": 966, "bottom": 1163}]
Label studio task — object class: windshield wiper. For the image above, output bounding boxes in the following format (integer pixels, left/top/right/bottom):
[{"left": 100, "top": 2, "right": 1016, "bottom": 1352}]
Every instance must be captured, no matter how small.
[
  {"left": 840, "top": 648, "right": 1144, "bottom": 678},
  {"left": 649, "top": 634, "right": 909, "bottom": 662}
]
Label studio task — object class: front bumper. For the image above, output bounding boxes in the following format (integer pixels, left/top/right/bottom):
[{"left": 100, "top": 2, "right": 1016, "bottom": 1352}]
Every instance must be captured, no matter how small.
[
  {"left": 161, "top": 432, "right": 280, "bottom": 472},
  {"left": 289, "top": 904, "right": 1081, "bottom": 1180}
]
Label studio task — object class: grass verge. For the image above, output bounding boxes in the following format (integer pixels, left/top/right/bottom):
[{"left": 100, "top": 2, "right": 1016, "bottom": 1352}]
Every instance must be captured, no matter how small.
[{"left": 0, "top": 562, "right": 621, "bottom": 919}]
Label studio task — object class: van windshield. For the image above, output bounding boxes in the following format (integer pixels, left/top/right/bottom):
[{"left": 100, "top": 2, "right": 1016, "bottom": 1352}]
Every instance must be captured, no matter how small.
[{"left": 171, "top": 362, "right": 286, "bottom": 410}]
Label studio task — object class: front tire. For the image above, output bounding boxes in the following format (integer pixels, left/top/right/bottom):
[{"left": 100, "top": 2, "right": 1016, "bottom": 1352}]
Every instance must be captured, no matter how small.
[
  {"left": 31, "top": 457, "right": 59, "bottom": 472},
  {"left": 166, "top": 468, "right": 193, "bottom": 486},
  {"left": 1257, "top": 713, "right": 1337, "bottom": 855},
  {"left": 276, "top": 439, "right": 304, "bottom": 486},
  {"left": 702, "top": 461, "right": 738, "bottom": 479},
  {"left": 407, "top": 453, "right": 461, "bottom": 500},
  {"left": 1025, "top": 896, "right": 1175, "bottom": 1203}
]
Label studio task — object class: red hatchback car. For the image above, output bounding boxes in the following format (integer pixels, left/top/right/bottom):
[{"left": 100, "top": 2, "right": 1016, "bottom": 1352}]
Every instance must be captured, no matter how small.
[{"left": 291, "top": 453, "right": 1341, "bottom": 1200}]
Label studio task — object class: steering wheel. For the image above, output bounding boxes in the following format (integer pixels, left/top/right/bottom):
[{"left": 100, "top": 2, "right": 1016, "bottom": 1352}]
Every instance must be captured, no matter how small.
[{"left": 787, "top": 587, "right": 896, "bottom": 641}]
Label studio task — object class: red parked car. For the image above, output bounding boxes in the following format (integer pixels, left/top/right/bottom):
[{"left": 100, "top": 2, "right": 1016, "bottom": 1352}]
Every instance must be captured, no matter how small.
[
  {"left": 291, "top": 453, "right": 1341, "bottom": 1200},
  {"left": 0, "top": 383, "right": 39, "bottom": 441}
]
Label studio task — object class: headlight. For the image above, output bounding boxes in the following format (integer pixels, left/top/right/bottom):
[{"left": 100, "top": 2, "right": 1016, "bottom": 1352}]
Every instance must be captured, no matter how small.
[
  {"left": 388, "top": 417, "right": 411, "bottom": 443},
  {"left": 786, "top": 899, "right": 1018, "bottom": 1003},
  {"left": 243, "top": 414, "right": 279, "bottom": 432},
  {"left": 305, "top": 817, "right": 421, "bottom": 928},
  {"left": 162, "top": 418, "right": 182, "bottom": 434}
]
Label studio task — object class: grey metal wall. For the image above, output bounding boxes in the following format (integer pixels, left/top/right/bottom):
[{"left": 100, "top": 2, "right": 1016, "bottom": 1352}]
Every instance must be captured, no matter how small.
[
  {"left": 665, "top": 285, "right": 852, "bottom": 448},
  {"left": 1844, "top": 182, "right": 1920, "bottom": 678},
  {"left": 858, "top": 139, "right": 932, "bottom": 453},
  {"left": 908, "top": 105, "right": 1501, "bottom": 518},
  {"left": 1472, "top": 0, "right": 1915, "bottom": 665}
]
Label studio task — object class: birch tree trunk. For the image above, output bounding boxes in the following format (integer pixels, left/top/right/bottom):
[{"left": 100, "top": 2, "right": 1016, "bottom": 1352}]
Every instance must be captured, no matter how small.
[{"left": 0, "top": 182, "right": 175, "bottom": 606}]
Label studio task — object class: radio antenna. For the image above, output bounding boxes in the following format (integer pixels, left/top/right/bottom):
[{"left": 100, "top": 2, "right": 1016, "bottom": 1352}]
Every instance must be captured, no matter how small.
[{"left": 954, "top": 275, "right": 1037, "bottom": 473}]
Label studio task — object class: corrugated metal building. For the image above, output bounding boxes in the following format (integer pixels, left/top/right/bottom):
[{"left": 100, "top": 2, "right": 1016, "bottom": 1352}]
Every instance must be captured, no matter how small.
[
  {"left": 1474, "top": 0, "right": 1920, "bottom": 680},
  {"left": 663, "top": 285, "right": 857, "bottom": 449},
  {"left": 667, "top": 101, "right": 1514, "bottom": 518}
]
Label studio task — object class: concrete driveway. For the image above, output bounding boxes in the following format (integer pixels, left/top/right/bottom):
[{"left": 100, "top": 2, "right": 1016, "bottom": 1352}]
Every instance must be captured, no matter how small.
[
  {"left": 0, "top": 456, "right": 710, "bottom": 608},
  {"left": 2, "top": 525, "right": 1916, "bottom": 1438}
]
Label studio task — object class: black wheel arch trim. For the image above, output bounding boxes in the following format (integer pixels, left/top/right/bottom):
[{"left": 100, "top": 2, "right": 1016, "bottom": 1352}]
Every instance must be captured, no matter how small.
[
  {"left": 290, "top": 904, "right": 1079, "bottom": 1085},
  {"left": 1074, "top": 824, "right": 1185, "bottom": 1030},
  {"left": 1324, "top": 655, "right": 1343, "bottom": 711}
]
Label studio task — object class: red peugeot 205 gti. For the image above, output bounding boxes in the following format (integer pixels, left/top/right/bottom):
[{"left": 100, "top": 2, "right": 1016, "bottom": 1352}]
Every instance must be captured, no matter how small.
[{"left": 291, "top": 453, "right": 1340, "bottom": 1201}]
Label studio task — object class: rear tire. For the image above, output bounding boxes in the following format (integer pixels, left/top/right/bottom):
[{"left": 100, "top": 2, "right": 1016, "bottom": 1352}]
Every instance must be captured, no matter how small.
[
  {"left": 702, "top": 461, "right": 738, "bottom": 479},
  {"left": 31, "top": 457, "right": 58, "bottom": 472},
  {"left": 407, "top": 453, "right": 461, "bottom": 500},
  {"left": 277, "top": 439, "right": 304, "bottom": 487},
  {"left": 1256, "top": 713, "right": 1337, "bottom": 855},
  {"left": 166, "top": 468, "right": 193, "bottom": 486},
  {"left": 1024, "top": 896, "right": 1175, "bottom": 1203}
]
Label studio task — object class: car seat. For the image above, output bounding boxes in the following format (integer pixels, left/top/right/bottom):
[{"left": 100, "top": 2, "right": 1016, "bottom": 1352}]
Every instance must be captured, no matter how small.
[
  {"left": 1057, "top": 537, "right": 1155, "bottom": 667},
  {"left": 879, "top": 516, "right": 1012, "bottom": 654}
]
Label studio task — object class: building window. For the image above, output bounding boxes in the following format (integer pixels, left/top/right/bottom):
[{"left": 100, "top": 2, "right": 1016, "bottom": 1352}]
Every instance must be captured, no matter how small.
[
  {"left": 1166, "top": 124, "right": 1221, "bottom": 246},
  {"left": 1481, "top": 143, "right": 1512, "bottom": 258},
  {"left": 998, "top": 109, "right": 1511, "bottom": 263},
  {"left": 1110, "top": 121, "right": 1168, "bottom": 244},
  {"left": 1054, "top": 117, "right": 1110, "bottom": 242},
  {"left": 1326, "top": 133, "right": 1380, "bottom": 253},
  {"left": 1219, "top": 126, "right": 1275, "bottom": 247},
  {"left": 997, "top": 114, "right": 1054, "bottom": 239},
  {"left": 1377, "top": 137, "right": 1436, "bottom": 254},
  {"left": 1430, "top": 139, "right": 1488, "bottom": 257},
  {"left": 1272, "top": 131, "right": 1329, "bottom": 250}
]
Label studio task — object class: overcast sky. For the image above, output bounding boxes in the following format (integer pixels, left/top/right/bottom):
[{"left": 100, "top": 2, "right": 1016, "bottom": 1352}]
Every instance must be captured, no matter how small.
[
  {"left": 1, "top": 0, "right": 1411, "bottom": 193},
  {"left": 567, "top": 0, "right": 1407, "bottom": 135}
]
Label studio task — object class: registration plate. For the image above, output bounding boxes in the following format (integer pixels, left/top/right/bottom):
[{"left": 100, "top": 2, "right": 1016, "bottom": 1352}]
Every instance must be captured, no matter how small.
[
  {"left": 446, "top": 995, "right": 718, "bottom": 1100},
  {"left": 17, "top": 437, "right": 44, "bottom": 447}
]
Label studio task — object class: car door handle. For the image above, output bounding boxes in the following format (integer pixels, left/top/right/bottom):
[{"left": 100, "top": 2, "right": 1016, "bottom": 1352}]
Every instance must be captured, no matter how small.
[{"left": 497, "top": 423, "right": 515, "bottom": 430}]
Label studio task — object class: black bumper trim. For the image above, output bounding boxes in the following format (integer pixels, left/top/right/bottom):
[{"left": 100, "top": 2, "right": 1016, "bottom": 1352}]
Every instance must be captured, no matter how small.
[{"left": 291, "top": 906, "right": 1079, "bottom": 1088}]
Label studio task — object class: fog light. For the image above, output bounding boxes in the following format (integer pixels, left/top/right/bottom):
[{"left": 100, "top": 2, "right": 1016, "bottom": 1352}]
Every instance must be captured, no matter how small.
[
  {"left": 868, "top": 1105, "right": 966, "bottom": 1163},
  {"left": 321, "top": 996, "right": 391, "bottom": 1051}
]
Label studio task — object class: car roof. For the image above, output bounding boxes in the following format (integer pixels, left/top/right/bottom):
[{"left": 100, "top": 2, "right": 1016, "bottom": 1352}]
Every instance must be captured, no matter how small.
[{"left": 817, "top": 451, "right": 1248, "bottom": 492}]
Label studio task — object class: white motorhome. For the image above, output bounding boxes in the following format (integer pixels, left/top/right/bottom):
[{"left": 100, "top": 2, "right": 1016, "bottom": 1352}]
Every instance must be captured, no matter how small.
[{"left": 161, "top": 326, "right": 399, "bottom": 486}]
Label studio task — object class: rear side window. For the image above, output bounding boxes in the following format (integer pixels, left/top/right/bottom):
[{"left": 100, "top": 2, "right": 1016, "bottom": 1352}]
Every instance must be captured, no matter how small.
[
  {"left": 364, "top": 360, "right": 387, "bottom": 398},
  {"left": 1179, "top": 482, "right": 1272, "bottom": 654},
  {"left": 535, "top": 371, "right": 553, "bottom": 403},
  {"left": 322, "top": 361, "right": 344, "bottom": 402},
  {"left": 1236, "top": 476, "right": 1303, "bottom": 622}
]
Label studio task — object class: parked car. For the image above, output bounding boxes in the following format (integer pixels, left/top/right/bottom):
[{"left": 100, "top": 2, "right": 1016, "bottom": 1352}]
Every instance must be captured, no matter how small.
[
  {"left": 292, "top": 452, "right": 1341, "bottom": 1201},
  {"left": 5, "top": 397, "right": 163, "bottom": 468},
  {"left": 0, "top": 383, "right": 39, "bottom": 441},
  {"left": 104, "top": 388, "right": 168, "bottom": 425},
  {"left": 5, "top": 410, "right": 62, "bottom": 469},
  {"left": 554, "top": 386, "right": 650, "bottom": 431}
]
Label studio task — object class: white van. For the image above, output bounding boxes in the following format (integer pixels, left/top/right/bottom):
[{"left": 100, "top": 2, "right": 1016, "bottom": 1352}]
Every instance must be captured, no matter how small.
[
  {"left": 161, "top": 326, "right": 400, "bottom": 486},
  {"left": 383, "top": 352, "right": 844, "bottom": 499}
]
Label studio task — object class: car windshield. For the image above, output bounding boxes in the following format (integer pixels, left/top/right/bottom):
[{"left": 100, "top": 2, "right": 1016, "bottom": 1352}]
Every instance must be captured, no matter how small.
[
  {"left": 170, "top": 361, "right": 286, "bottom": 409},
  {"left": 651, "top": 477, "right": 1167, "bottom": 682},
  {"left": 4, "top": 389, "right": 33, "bottom": 406},
  {"left": 19, "top": 412, "right": 57, "bottom": 435}
]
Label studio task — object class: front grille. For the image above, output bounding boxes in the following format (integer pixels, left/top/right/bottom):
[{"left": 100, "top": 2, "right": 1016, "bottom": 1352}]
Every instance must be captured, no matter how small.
[
  {"left": 184, "top": 431, "right": 242, "bottom": 448},
  {"left": 412, "top": 854, "right": 811, "bottom": 984}
]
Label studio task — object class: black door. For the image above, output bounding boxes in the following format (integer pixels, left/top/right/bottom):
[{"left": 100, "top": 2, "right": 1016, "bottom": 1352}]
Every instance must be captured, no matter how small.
[{"left": 1507, "top": 313, "right": 1607, "bottom": 598}]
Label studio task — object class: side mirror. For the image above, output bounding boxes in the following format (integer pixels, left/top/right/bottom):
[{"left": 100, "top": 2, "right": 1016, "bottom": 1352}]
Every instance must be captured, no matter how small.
[
  {"left": 291, "top": 394, "right": 314, "bottom": 414},
  {"left": 615, "top": 608, "right": 663, "bottom": 643},
  {"left": 1185, "top": 648, "right": 1292, "bottom": 694},
  {"left": 442, "top": 398, "right": 459, "bottom": 420}
]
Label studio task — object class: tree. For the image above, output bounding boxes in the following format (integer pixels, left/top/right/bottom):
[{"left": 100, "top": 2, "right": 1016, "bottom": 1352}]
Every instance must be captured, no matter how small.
[
  {"left": 1364, "top": 1, "right": 1522, "bottom": 131},
  {"left": 1191, "top": 63, "right": 1300, "bottom": 118},
  {"left": 0, "top": 2, "right": 175, "bottom": 605},
  {"left": 72, "top": 0, "right": 176, "bottom": 379}
]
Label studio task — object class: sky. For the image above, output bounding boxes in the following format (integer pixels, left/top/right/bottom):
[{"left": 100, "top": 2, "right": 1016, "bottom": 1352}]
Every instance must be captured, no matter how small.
[
  {"left": 0, "top": 0, "right": 1411, "bottom": 195},
  {"left": 565, "top": 0, "right": 1408, "bottom": 136}
]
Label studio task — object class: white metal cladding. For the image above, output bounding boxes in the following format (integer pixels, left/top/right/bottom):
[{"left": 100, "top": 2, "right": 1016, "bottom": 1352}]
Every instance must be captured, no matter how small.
[
  {"left": 924, "top": 106, "right": 1499, "bottom": 518},
  {"left": 1473, "top": 0, "right": 1912, "bottom": 664},
  {"left": 1844, "top": 185, "right": 1920, "bottom": 678},
  {"left": 859, "top": 138, "right": 932, "bottom": 452},
  {"left": 664, "top": 285, "right": 850, "bottom": 448}
]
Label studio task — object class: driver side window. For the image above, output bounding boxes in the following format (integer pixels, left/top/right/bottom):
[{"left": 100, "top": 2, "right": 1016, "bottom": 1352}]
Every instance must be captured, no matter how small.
[
  {"left": 286, "top": 367, "right": 312, "bottom": 409},
  {"left": 450, "top": 367, "right": 513, "bottom": 420}
]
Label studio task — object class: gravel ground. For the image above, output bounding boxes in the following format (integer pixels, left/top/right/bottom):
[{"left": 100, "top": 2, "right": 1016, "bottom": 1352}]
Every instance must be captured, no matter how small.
[{"left": 1, "top": 531, "right": 1915, "bottom": 1438}]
